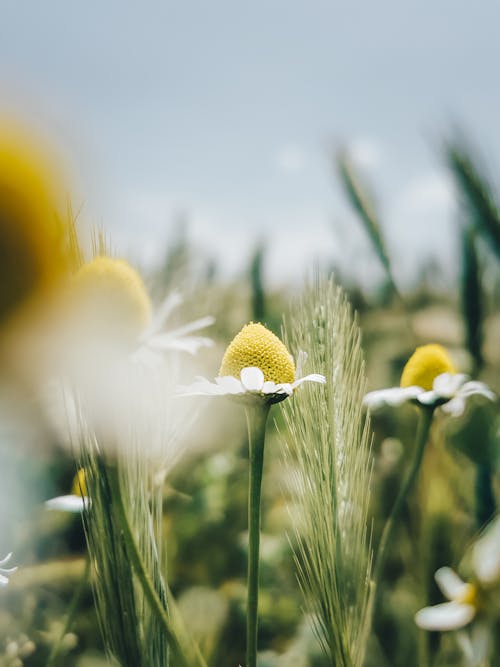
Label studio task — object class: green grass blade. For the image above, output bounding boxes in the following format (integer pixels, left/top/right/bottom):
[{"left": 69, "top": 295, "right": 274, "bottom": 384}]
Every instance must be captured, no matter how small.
[
  {"left": 445, "top": 139, "right": 500, "bottom": 260},
  {"left": 460, "top": 225, "right": 483, "bottom": 373}
]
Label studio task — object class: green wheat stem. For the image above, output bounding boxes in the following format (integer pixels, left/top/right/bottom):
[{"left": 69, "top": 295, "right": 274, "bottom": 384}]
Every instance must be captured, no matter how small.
[
  {"left": 371, "top": 406, "right": 435, "bottom": 611},
  {"left": 106, "top": 464, "right": 205, "bottom": 667},
  {"left": 46, "top": 556, "right": 90, "bottom": 667},
  {"left": 245, "top": 404, "right": 270, "bottom": 667}
]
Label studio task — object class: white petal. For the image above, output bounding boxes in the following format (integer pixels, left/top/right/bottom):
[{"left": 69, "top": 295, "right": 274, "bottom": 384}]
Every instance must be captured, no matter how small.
[
  {"left": 0, "top": 574, "right": 10, "bottom": 585},
  {"left": 271, "top": 383, "right": 293, "bottom": 396},
  {"left": 215, "top": 376, "right": 245, "bottom": 394},
  {"left": 240, "top": 367, "right": 265, "bottom": 392},
  {"left": 143, "top": 292, "right": 183, "bottom": 336},
  {"left": 262, "top": 381, "right": 279, "bottom": 394},
  {"left": 146, "top": 333, "right": 213, "bottom": 354},
  {"left": 363, "top": 386, "right": 422, "bottom": 409},
  {"left": 177, "top": 378, "right": 225, "bottom": 396},
  {"left": 415, "top": 602, "right": 476, "bottom": 631},
  {"left": 459, "top": 381, "right": 496, "bottom": 402},
  {"left": 45, "top": 495, "right": 88, "bottom": 512},
  {"left": 163, "top": 315, "right": 215, "bottom": 340},
  {"left": 435, "top": 567, "right": 468, "bottom": 600},
  {"left": 473, "top": 517, "right": 500, "bottom": 585},
  {"left": 0, "top": 553, "right": 12, "bottom": 567},
  {"left": 433, "top": 373, "right": 468, "bottom": 398},
  {"left": 292, "top": 373, "right": 326, "bottom": 389},
  {"left": 417, "top": 390, "right": 439, "bottom": 405},
  {"left": 441, "top": 397, "right": 466, "bottom": 417}
]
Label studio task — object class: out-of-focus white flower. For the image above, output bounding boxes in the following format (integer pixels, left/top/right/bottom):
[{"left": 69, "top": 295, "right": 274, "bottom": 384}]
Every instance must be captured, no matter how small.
[
  {"left": 364, "top": 344, "right": 495, "bottom": 416},
  {"left": 415, "top": 567, "right": 478, "bottom": 631},
  {"left": 179, "top": 323, "right": 325, "bottom": 405},
  {"left": 46, "top": 468, "right": 88, "bottom": 513},
  {"left": 68, "top": 257, "right": 214, "bottom": 364},
  {"left": 134, "top": 291, "right": 214, "bottom": 365},
  {"left": 415, "top": 517, "right": 500, "bottom": 666},
  {"left": 0, "top": 553, "right": 17, "bottom": 585}
]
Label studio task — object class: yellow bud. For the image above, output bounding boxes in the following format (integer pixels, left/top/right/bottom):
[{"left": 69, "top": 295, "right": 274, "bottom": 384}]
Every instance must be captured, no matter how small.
[
  {"left": 400, "top": 344, "right": 456, "bottom": 391},
  {"left": 71, "top": 468, "right": 87, "bottom": 497},
  {"left": 219, "top": 322, "right": 295, "bottom": 384}
]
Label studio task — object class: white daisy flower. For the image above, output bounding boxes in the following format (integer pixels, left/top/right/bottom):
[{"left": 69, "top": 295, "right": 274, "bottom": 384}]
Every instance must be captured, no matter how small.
[
  {"left": 46, "top": 469, "right": 89, "bottom": 513},
  {"left": 179, "top": 323, "right": 325, "bottom": 405},
  {"left": 415, "top": 517, "right": 500, "bottom": 664},
  {"left": 415, "top": 567, "right": 479, "bottom": 631},
  {"left": 0, "top": 553, "right": 17, "bottom": 585},
  {"left": 364, "top": 344, "right": 495, "bottom": 416},
  {"left": 69, "top": 257, "right": 214, "bottom": 364}
]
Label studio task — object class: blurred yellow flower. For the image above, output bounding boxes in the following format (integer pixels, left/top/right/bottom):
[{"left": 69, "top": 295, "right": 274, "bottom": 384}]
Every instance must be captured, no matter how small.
[
  {"left": 71, "top": 467, "right": 87, "bottom": 497},
  {"left": 46, "top": 467, "right": 89, "bottom": 513},
  {"left": 0, "top": 120, "right": 72, "bottom": 327},
  {"left": 73, "top": 256, "right": 152, "bottom": 344},
  {"left": 400, "top": 344, "right": 456, "bottom": 390},
  {"left": 220, "top": 322, "right": 295, "bottom": 385},
  {"left": 364, "top": 343, "right": 494, "bottom": 415}
]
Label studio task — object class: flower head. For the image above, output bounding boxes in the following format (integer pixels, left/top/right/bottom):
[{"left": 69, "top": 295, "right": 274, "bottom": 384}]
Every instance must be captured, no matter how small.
[
  {"left": 0, "top": 120, "right": 72, "bottom": 327},
  {"left": 179, "top": 322, "right": 325, "bottom": 404},
  {"left": 364, "top": 343, "right": 495, "bottom": 416},
  {"left": 72, "top": 256, "right": 152, "bottom": 347},
  {"left": 400, "top": 344, "right": 456, "bottom": 390},
  {"left": 416, "top": 516, "right": 500, "bottom": 636},
  {"left": 219, "top": 322, "right": 295, "bottom": 384},
  {"left": 46, "top": 468, "right": 89, "bottom": 513},
  {"left": 69, "top": 257, "right": 213, "bottom": 359}
]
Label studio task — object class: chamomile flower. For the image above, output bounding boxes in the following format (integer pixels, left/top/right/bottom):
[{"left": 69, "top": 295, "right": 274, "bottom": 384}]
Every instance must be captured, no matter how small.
[
  {"left": 46, "top": 468, "right": 89, "bottom": 513},
  {"left": 179, "top": 322, "right": 325, "bottom": 404},
  {"left": 0, "top": 553, "right": 17, "bottom": 585},
  {"left": 70, "top": 256, "right": 214, "bottom": 361},
  {"left": 415, "top": 517, "right": 500, "bottom": 664},
  {"left": 363, "top": 344, "right": 495, "bottom": 415}
]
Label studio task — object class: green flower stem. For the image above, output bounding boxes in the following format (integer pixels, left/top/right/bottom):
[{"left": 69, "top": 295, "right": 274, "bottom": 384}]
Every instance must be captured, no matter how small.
[
  {"left": 372, "top": 406, "right": 435, "bottom": 611},
  {"left": 245, "top": 404, "right": 270, "bottom": 667},
  {"left": 106, "top": 464, "right": 207, "bottom": 667},
  {"left": 46, "top": 556, "right": 90, "bottom": 667}
]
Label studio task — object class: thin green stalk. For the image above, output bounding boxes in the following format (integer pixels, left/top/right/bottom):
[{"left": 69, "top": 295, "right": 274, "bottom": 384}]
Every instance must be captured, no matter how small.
[
  {"left": 46, "top": 556, "right": 90, "bottom": 667},
  {"left": 372, "top": 406, "right": 435, "bottom": 611},
  {"left": 245, "top": 404, "right": 270, "bottom": 667},
  {"left": 106, "top": 464, "right": 206, "bottom": 667}
]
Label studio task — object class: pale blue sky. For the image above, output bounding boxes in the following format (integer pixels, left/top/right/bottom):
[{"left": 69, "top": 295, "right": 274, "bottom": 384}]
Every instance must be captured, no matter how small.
[{"left": 1, "top": 1, "right": 499, "bottom": 288}]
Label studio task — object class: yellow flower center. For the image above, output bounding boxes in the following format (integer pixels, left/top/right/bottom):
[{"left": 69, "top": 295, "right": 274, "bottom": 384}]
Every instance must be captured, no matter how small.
[
  {"left": 457, "top": 583, "right": 478, "bottom": 607},
  {"left": 400, "top": 344, "right": 456, "bottom": 391},
  {"left": 219, "top": 322, "right": 295, "bottom": 385},
  {"left": 0, "top": 120, "right": 73, "bottom": 326},
  {"left": 71, "top": 468, "right": 87, "bottom": 497},
  {"left": 73, "top": 257, "right": 152, "bottom": 342}
]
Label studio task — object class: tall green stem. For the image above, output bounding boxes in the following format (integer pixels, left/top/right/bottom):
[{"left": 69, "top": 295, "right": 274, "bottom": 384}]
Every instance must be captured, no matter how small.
[
  {"left": 106, "top": 464, "right": 207, "bottom": 667},
  {"left": 372, "top": 406, "right": 435, "bottom": 612},
  {"left": 245, "top": 404, "right": 270, "bottom": 667}
]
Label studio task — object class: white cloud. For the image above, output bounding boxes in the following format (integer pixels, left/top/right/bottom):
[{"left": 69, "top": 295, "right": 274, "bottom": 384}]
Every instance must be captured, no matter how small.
[
  {"left": 275, "top": 145, "right": 306, "bottom": 173},
  {"left": 387, "top": 170, "right": 457, "bottom": 286},
  {"left": 347, "top": 137, "right": 383, "bottom": 170}
]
